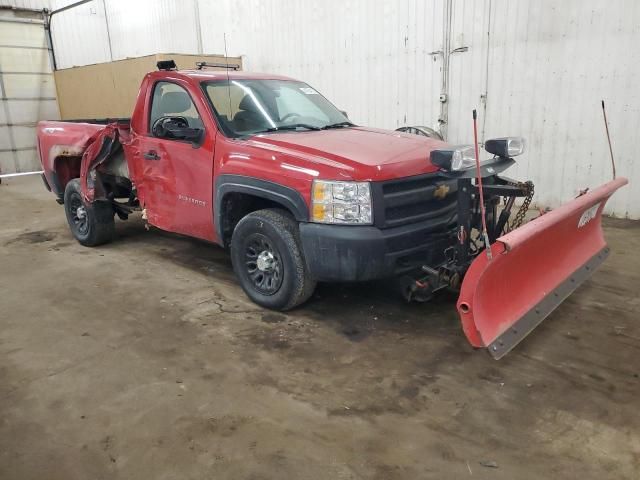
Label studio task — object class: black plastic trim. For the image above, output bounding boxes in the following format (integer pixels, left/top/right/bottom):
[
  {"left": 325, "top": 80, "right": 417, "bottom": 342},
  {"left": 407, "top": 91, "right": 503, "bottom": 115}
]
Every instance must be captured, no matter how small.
[
  {"left": 437, "top": 157, "right": 515, "bottom": 179},
  {"left": 299, "top": 218, "right": 455, "bottom": 282},
  {"left": 372, "top": 171, "right": 459, "bottom": 229},
  {"left": 48, "top": 171, "right": 64, "bottom": 202},
  {"left": 214, "top": 174, "right": 309, "bottom": 242},
  {"left": 41, "top": 173, "right": 51, "bottom": 191}
]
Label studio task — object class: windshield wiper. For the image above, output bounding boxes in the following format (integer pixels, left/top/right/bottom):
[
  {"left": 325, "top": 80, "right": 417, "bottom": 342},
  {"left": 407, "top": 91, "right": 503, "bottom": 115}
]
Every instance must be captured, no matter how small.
[
  {"left": 261, "top": 124, "right": 322, "bottom": 133},
  {"left": 321, "top": 121, "right": 355, "bottom": 129}
]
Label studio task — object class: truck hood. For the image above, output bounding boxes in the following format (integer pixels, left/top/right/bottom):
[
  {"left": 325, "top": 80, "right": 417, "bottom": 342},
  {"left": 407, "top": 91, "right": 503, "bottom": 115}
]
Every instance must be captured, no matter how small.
[{"left": 248, "top": 126, "right": 448, "bottom": 181}]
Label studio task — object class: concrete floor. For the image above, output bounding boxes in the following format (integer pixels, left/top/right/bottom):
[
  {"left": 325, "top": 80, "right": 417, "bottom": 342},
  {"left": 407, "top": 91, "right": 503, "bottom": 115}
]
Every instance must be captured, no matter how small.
[{"left": 0, "top": 176, "right": 638, "bottom": 479}]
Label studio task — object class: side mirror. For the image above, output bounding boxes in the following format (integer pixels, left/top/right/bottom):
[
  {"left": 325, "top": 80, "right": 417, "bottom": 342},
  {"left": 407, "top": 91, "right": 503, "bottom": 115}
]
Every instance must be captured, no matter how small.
[
  {"left": 170, "top": 125, "right": 203, "bottom": 144},
  {"left": 340, "top": 110, "right": 349, "bottom": 119},
  {"left": 152, "top": 116, "right": 204, "bottom": 146}
]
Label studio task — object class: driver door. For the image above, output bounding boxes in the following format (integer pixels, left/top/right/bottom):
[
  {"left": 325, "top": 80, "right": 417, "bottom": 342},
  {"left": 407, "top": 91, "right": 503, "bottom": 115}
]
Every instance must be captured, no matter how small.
[{"left": 137, "top": 80, "right": 216, "bottom": 241}]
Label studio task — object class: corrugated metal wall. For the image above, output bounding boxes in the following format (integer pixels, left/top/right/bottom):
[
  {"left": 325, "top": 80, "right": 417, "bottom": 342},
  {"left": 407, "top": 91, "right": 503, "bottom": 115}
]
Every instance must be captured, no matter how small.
[
  {"left": 0, "top": 1, "right": 58, "bottom": 173},
  {"left": 447, "top": 0, "right": 639, "bottom": 218},
  {"left": 41, "top": 0, "right": 640, "bottom": 217},
  {"left": 198, "top": 0, "right": 445, "bottom": 134}
]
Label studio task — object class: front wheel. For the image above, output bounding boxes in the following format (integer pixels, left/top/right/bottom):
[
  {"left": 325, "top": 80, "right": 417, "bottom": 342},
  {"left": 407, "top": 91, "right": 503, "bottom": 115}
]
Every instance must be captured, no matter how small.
[
  {"left": 230, "top": 209, "right": 316, "bottom": 311},
  {"left": 63, "top": 178, "right": 114, "bottom": 246}
]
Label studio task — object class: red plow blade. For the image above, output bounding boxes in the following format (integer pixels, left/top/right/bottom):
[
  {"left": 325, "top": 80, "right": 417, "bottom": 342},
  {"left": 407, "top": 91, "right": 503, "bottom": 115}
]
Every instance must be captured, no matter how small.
[{"left": 457, "top": 177, "right": 628, "bottom": 359}]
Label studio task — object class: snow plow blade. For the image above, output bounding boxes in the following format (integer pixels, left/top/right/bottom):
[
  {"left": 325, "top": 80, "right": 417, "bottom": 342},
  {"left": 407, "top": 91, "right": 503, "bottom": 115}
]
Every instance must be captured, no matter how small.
[{"left": 457, "top": 177, "right": 628, "bottom": 359}]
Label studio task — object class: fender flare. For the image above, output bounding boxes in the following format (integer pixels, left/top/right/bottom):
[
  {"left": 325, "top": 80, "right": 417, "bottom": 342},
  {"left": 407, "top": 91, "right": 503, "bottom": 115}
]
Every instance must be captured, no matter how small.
[{"left": 214, "top": 174, "right": 309, "bottom": 243}]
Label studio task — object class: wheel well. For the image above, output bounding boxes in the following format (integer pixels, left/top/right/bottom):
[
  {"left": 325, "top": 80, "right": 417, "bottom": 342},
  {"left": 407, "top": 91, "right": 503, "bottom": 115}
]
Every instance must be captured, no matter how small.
[
  {"left": 53, "top": 155, "right": 82, "bottom": 194},
  {"left": 220, "top": 192, "right": 295, "bottom": 247}
]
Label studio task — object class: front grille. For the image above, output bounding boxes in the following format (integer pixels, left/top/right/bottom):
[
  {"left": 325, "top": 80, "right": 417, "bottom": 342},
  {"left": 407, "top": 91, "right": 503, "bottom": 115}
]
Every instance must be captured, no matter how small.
[{"left": 372, "top": 173, "right": 458, "bottom": 229}]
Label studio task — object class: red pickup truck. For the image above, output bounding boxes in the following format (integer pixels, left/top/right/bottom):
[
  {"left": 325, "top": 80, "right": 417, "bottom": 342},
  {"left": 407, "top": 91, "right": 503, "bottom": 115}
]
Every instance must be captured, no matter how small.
[{"left": 38, "top": 61, "right": 626, "bottom": 358}]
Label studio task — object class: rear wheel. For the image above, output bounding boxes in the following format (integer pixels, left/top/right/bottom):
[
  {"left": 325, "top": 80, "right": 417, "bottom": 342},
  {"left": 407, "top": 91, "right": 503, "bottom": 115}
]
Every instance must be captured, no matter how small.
[
  {"left": 230, "top": 209, "right": 316, "bottom": 310},
  {"left": 63, "top": 178, "right": 114, "bottom": 246}
]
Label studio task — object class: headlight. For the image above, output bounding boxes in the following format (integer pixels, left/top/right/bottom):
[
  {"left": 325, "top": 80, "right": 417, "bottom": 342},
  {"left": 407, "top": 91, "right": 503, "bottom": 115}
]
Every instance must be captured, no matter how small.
[
  {"left": 431, "top": 145, "right": 476, "bottom": 171},
  {"left": 312, "top": 180, "right": 372, "bottom": 224},
  {"left": 484, "top": 137, "right": 525, "bottom": 157}
]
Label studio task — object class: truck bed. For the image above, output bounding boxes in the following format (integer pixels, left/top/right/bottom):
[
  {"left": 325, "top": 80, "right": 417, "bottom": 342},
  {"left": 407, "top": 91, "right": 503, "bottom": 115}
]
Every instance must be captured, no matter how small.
[{"left": 37, "top": 119, "right": 131, "bottom": 201}]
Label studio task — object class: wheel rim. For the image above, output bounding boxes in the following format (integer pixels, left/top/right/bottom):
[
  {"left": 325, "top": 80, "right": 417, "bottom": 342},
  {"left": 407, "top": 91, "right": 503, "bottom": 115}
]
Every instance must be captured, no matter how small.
[
  {"left": 244, "top": 233, "right": 283, "bottom": 295},
  {"left": 68, "top": 192, "right": 89, "bottom": 236}
]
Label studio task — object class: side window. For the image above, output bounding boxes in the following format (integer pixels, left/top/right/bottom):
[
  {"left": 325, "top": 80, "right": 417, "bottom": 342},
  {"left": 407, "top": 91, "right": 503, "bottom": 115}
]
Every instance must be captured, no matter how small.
[{"left": 149, "top": 81, "right": 203, "bottom": 134}]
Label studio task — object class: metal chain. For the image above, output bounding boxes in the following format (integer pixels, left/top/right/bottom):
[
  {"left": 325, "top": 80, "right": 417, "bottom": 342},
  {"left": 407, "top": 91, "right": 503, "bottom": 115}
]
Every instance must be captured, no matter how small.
[{"left": 504, "top": 180, "right": 534, "bottom": 232}]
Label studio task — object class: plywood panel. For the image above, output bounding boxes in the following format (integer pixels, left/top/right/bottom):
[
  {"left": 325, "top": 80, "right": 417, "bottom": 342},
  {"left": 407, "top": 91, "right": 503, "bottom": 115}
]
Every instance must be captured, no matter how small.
[{"left": 53, "top": 53, "right": 242, "bottom": 120}]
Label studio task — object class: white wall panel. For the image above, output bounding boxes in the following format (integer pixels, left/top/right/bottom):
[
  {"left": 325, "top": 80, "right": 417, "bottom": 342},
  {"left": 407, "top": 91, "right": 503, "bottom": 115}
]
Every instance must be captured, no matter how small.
[
  {"left": 0, "top": 98, "right": 57, "bottom": 123},
  {"left": 0, "top": 149, "right": 39, "bottom": 172},
  {"left": 447, "top": 0, "right": 639, "bottom": 218},
  {"left": 0, "top": 44, "right": 50, "bottom": 71},
  {"left": 50, "top": 0, "right": 111, "bottom": 67},
  {"left": 2, "top": 71, "right": 56, "bottom": 98},
  {"left": 0, "top": 7, "right": 58, "bottom": 173},
  {"left": 198, "top": 0, "right": 444, "bottom": 131},
  {"left": 44, "top": 0, "right": 639, "bottom": 217},
  {"left": 0, "top": 125, "right": 36, "bottom": 148},
  {"left": 104, "top": 0, "right": 200, "bottom": 60}
]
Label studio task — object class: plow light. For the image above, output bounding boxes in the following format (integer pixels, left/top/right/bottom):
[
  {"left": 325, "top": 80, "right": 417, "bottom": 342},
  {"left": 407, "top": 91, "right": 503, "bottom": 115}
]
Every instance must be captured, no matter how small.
[
  {"left": 431, "top": 145, "right": 476, "bottom": 171},
  {"left": 431, "top": 137, "right": 526, "bottom": 172},
  {"left": 485, "top": 137, "right": 526, "bottom": 157}
]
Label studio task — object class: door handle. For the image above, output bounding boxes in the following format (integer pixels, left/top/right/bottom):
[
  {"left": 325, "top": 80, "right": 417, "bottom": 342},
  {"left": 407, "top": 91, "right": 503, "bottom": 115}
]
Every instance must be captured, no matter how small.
[{"left": 144, "top": 150, "right": 160, "bottom": 160}]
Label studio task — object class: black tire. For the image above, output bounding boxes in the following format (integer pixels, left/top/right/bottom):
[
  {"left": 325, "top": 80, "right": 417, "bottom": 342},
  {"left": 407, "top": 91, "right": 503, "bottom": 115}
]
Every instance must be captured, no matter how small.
[
  {"left": 63, "top": 178, "right": 115, "bottom": 247},
  {"left": 230, "top": 208, "right": 316, "bottom": 311}
]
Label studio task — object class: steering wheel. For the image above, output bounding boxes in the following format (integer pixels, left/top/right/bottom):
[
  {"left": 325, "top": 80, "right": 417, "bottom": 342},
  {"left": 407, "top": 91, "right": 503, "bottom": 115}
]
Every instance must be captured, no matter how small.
[
  {"left": 152, "top": 116, "right": 189, "bottom": 138},
  {"left": 280, "top": 112, "right": 301, "bottom": 122}
]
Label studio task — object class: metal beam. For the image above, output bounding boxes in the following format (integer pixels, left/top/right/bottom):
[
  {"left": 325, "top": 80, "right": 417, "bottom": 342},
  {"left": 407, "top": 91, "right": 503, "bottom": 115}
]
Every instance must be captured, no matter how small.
[
  {"left": 101, "top": 0, "right": 113, "bottom": 61},
  {"left": 0, "top": 147, "right": 37, "bottom": 153},
  {"left": 0, "top": 45, "right": 50, "bottom": 50},
  {"left": 49, "top": 0, "right": 95, "bottom": 17},
  {"left": 0, "top": 170, "right": 43, "bottom": 179},
  {"left": 0, "top": 17, "right": 44, "bottom": 25},
  {"left": 0, "top": 67, "right": 19, "bottom": 172},
  {"left": 0, "top": 122, "right": 37, "bottom": 127},
  {"left": 0, "top": 71, "right": 53, "bottom": 75},
  {"left": 1, "top": 97, "right": 57, "bottom": 101},
  {"left": 45, "top": 0, "right": 98, "bottom": 71}
]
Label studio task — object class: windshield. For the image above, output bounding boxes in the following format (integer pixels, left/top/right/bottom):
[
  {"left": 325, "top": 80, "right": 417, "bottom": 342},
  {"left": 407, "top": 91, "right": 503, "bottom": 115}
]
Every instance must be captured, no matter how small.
[{"left": 203, "top": 79, "right": 351, "bottom": 137}]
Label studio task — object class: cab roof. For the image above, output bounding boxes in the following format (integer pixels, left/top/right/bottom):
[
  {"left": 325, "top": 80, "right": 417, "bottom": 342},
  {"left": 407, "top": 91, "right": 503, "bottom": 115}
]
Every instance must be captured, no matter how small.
[{"left": 149, "top": 69, "right": 296, "bottom": 82}]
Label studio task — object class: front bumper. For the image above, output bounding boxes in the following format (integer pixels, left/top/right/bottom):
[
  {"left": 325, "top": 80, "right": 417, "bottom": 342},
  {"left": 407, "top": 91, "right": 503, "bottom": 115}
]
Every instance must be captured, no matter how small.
[{"left": 299, "top": 219, "right": 455, "bottom": 282}]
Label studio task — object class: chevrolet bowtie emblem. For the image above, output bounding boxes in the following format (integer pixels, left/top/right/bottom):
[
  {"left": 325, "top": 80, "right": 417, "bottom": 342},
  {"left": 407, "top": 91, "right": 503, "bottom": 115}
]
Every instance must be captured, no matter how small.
[{"left": 433, "top": 183, "right": 450, "bottom": 199}]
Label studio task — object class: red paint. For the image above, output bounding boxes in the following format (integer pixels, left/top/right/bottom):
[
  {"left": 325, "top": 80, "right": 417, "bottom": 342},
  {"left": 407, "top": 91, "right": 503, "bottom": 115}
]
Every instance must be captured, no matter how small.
[
  {"left": 457, "top": 177, "right": 628, "bottom": 348},
  {"left": 38, "top": 70, "right": 447, "bottom": 244}
]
